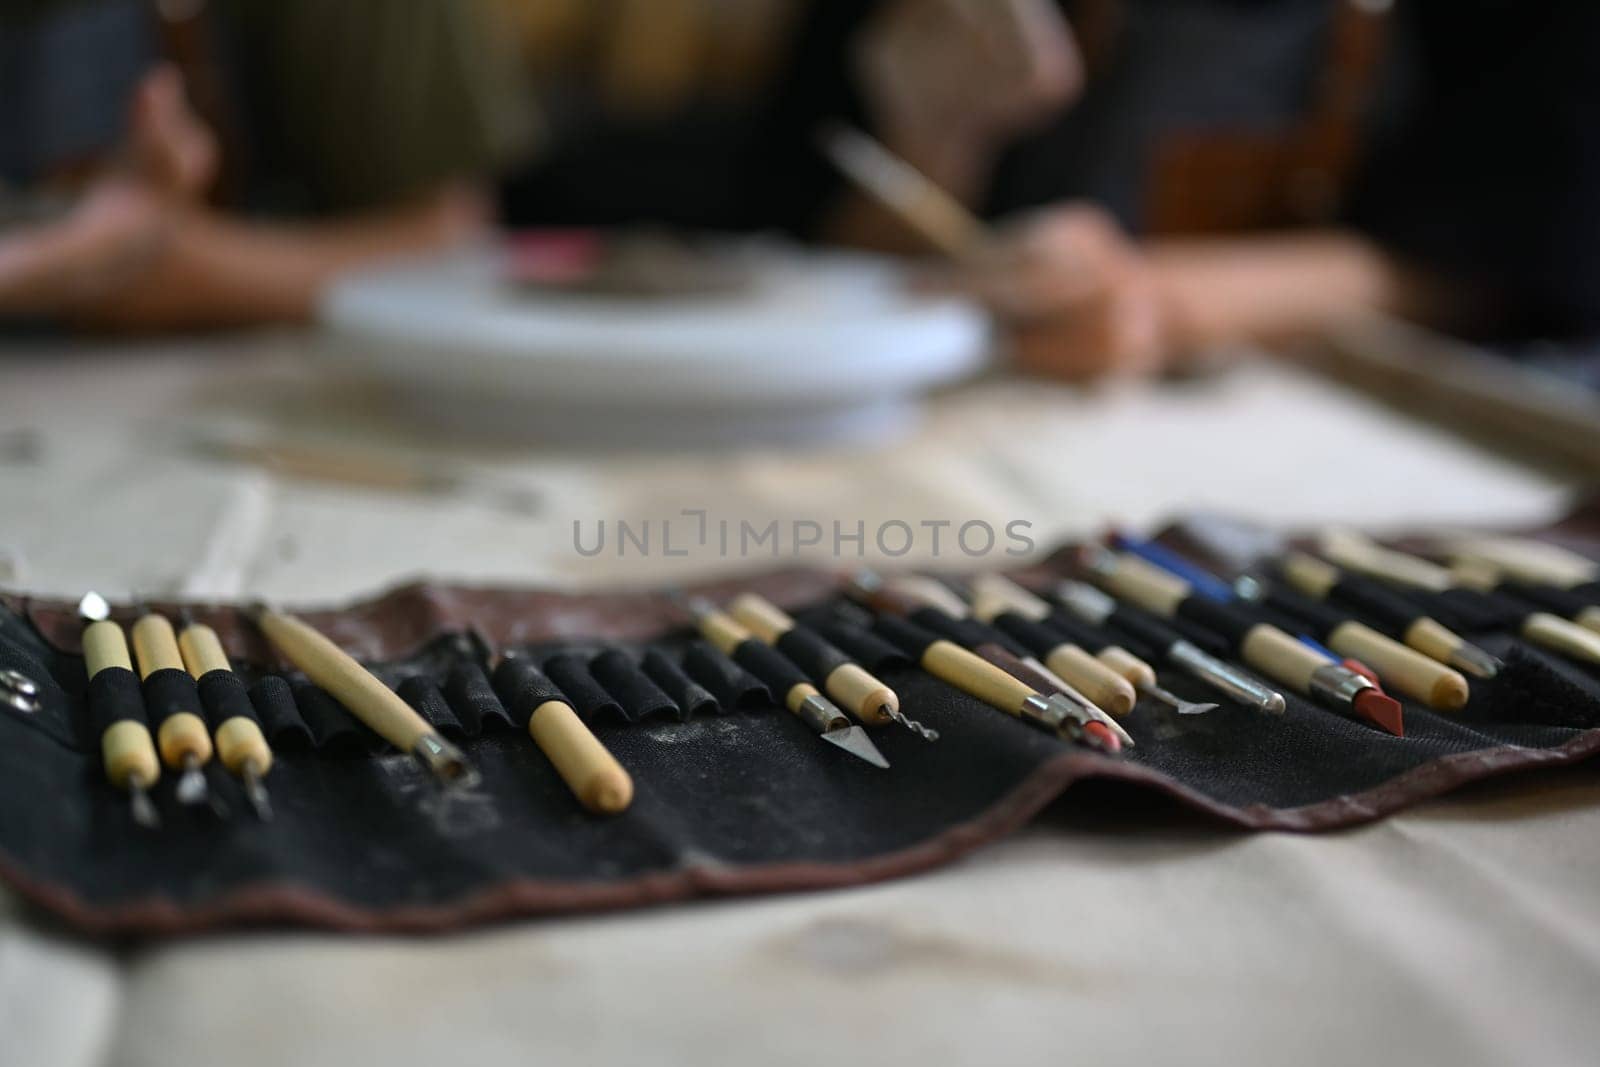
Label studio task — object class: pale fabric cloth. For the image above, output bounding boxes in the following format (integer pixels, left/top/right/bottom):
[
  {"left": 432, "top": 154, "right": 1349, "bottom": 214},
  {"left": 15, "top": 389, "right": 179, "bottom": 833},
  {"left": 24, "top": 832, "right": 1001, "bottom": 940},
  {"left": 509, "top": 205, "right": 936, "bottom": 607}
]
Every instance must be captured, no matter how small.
[{"left": 1, "top": 332, "right": 1594, "bottom": 1067}]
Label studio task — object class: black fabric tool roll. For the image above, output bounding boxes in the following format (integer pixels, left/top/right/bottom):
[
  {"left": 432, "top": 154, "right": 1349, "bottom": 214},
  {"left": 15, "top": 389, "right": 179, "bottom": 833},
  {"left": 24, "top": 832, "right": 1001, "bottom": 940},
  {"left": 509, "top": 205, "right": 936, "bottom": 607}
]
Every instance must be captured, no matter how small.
[{"left": 1, "top": 519, "right": 1600, "bottom": 937}]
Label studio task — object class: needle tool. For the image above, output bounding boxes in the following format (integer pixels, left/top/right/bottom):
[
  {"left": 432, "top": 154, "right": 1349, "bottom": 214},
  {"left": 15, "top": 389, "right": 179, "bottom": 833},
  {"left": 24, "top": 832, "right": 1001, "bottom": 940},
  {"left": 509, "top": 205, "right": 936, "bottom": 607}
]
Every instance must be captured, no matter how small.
[
  {"left": 177, "top": 610, "right": 274, "bottom": 820},
  {"left": 129, "top": 603, "right": 219, "bottom": 811},
  {"left": 78, "top": 593, "right": 161, "bottom": 827}
]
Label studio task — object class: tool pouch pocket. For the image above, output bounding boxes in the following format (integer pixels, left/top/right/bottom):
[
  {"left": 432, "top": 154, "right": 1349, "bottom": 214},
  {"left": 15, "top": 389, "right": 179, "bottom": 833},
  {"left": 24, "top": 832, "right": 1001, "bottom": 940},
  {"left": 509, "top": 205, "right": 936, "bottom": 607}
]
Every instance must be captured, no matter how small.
[{"left": 1, "top": 528, "right": 1599, "bottom": 937}]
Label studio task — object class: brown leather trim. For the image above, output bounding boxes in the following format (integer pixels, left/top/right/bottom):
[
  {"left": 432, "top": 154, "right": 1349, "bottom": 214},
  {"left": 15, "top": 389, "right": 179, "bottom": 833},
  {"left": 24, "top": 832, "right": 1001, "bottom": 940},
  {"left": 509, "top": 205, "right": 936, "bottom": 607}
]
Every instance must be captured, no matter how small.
[{"left": 4, "top": 729, "right": 1596, "bottom": 937}]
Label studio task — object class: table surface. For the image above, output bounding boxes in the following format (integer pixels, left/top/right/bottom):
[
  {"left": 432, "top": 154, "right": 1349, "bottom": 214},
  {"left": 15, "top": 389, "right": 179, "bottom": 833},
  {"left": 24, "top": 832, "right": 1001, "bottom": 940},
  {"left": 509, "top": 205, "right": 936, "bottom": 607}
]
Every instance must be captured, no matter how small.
[{"left": 2, "top": 331, "right": 1597, "bottom": 1067}]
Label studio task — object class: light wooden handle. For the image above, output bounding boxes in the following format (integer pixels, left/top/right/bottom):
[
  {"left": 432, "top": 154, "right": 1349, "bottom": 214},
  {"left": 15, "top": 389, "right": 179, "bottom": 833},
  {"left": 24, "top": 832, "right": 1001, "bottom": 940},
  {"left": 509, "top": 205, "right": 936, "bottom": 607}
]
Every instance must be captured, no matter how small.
[
  {"left": 887, "top": 575, "right": 970, "bottom": 618},
  {"left": 1522, "top": 612, "right": 1600, "bottom": 667},
  {"left": 1577, "top": 606, "right": 1600, "bottom": 636},
  {"left": 970, "top": 574, "right": 1050, "bottom": 618},
  {"left": 529, "top": 699, "right": 633, "bottom": 814},
  {"left": 1403, "top": 617, "right": 1461, "bottom": 666},
  {"left": 157, "top": 711, "right": 214, "bottom": 766},
  {"left": 1103, "top": 554, "right": 1189, "bottom": 617},
  {"left": 215, "top": 717, "right": 273, "bottom": 776},
  {"left": 697, "top": 610, "right": 751, "bottom": 657},
  {"left": 825, "top": 662, "right": 896, "bottom": 724},
  {"left": 82, "top": 620, "right": 132, "bottom": 676},
  {"left": 178, "top": 623, "right": 232, "bottom": 676},
  {"left": 727, "top": 594, "right": 792, "bottom": 644},
  {"left": 785, "top": 681, "right": 823, "bottom": 715},
  {"left": 1281, "top": 551, "right": 1339, "bottom": 598},
  {"left": 1095, "top": 646, "right": 1157, "bottom": 689},
  {"left": 257, "top": 609, "right": 434, "bottom": 752},
  {"left": 921, "top": 639, "right": 1033, "bottom": 717},
  {"left": 1044, "top": 644, "right": 1136, "bottom": 717},
  {"left": 1240, "top": 624, "right": 1329, "bottom": 693},
  {"left": 1329, "top": 622, "right": 1468, "bottom": 711},
  {"left": 130, "top": 614, "right": 185, "bottom": 677},
  {"left": 102, "top": 719, "right": 160, "bottom": 789}
]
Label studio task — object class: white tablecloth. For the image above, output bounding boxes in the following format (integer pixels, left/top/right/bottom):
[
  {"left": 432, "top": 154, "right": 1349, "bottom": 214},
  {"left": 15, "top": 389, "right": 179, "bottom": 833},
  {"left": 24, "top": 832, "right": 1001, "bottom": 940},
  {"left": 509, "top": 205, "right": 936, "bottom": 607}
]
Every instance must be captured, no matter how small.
[{"left": 2, "top": 332, "right": 1595, "bottom": 1067}]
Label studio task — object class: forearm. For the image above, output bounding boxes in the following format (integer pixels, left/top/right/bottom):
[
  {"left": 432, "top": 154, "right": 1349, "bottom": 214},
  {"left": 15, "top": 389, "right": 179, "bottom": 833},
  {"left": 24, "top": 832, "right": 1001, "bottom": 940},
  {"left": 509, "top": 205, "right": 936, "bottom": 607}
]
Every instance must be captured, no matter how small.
[
  {"left": 76, "top": 185, "right": 487, "bottom": 332},
  {"left": 1149, "top": 231, "right": 1459, "bottom": 357}
]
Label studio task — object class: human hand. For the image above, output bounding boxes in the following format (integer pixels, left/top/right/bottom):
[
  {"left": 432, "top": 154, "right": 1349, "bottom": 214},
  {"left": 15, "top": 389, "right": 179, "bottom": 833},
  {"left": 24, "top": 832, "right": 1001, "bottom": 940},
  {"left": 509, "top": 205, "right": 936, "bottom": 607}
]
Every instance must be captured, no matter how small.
[{"left": 925, "top": 204, "right": 1179, "bottom": 381}]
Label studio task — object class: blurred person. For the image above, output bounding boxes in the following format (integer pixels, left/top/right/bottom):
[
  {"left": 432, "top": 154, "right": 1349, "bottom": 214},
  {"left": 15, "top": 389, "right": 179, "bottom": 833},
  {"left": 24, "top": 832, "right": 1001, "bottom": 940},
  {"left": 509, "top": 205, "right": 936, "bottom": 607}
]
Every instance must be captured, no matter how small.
[
  {"left": 0, "top": 0, "right": 532, "bottom": 331},
  {"left": 775, "top": 0, "right": 1600, "bottom": 380}
]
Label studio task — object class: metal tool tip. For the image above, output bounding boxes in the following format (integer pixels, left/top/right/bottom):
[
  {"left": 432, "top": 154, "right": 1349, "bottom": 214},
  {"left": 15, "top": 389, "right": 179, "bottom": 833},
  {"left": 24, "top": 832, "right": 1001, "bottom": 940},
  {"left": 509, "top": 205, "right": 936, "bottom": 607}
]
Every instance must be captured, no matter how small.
[
  {"left": 244, "top": 765, "right": 274, "bottom": 822},
  {"left": 129, "top": 781, "right": 161, "bottom": 829},
  {"left": 175, "top": 763, "right": 209, "bottom": 807},
  {"left": 886, "top": 705, "right": 939, "bottom": 741},
  {"left": 413, "top": 733, "right": 481, "bottom": 790},
  {"left": 77, "top": 591, "right": 111, "bottom": 622},
  {"left": 1450, "top": 644, "right": 1503, "bottom": 680},
  {"left": 1261, "top": 693, "right": 1288, "bottom": 715},
  {"left": 821, "top": 725, "right": 890, "bottom": 768}
]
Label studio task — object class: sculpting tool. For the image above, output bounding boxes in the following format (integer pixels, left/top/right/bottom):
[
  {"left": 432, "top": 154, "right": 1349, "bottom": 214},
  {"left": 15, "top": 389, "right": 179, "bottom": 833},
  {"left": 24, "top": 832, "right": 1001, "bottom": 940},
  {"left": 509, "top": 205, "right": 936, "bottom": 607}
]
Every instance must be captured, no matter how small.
[
  {"left": 679, "top": 596, "right": 888, "bottom": 768},
  {"left": 1446, "top": 563, "right": 1600, "bottom": 637},
  {"left": 970, "top": 573, "right": 1214, "bottom": 715},
  {"left": 1445, "top": 568, "right": 1600, "bottom": 666},
  {"left": 1085, "top": 549, "right": 1403, "bottom": 734},
  {"left": 727, "top": 592, "right": 937, "bottom": 740},
  {"left": 966, "top": 643, "right": 1121, "bottom": 754},
  {"left": 176, "top": 611, "right": 274, "bottom": 820},
  {"left": 1110, "top": 534, "right": 1236, "bottom": 602},
  {"left": 1278, "top": 551, "right": 1502, "bottom": 678},
  {"left": 78, "top": 593, "right": 161, "bottom": 827},
  {"left": 1113, "top": 541, "right": 1468, "bottom": 713},
  {"left": 1053, "top": 580, "right": 1286, "bottom": 714},
  {"left": 248, "top": 604, "right": 478, "bottom": 788},
  {"left": 1319, "top": 535, "right": 1600, "bottom": 668},
  {"left": 129, "top": 605, "right": 217, "bottom": 810},
  {"left": 868, "top": 610, "right": 1116, "bottom": 748},
  {"left": 968, "top": 593, "right": 1136, "bottom": 716},
  {"left": 815, "top": 122, "right": 988, "bottom": 257},
  {"left": 1437, "top": 534, "right": 1599, "bottom": 589},
  {"left": 489, "top": 653, "right": 634, "bottom": 814}
]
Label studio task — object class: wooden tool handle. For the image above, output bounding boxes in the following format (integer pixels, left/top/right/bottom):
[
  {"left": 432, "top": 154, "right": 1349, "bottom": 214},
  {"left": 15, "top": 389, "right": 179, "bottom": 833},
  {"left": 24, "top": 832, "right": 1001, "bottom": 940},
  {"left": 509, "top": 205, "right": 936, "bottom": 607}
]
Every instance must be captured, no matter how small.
[
  {"left": 1329, "top": 622, "right": 1468, "bottom": 711},
  {"left": 1281, "top": 551, "right": 1339, "bottom": 598},
  {"left": 922, "top": 639, "right": 1033, "bottom": 717},
  {"left": 82, "top": 619, "right": 132, "bottom": 676},
  {"left": 970, "top": 575, "right": 1050, "bottom": 619},
  {"left": 1240, "top": 624, "right": 1328, "bottom": 692},
  {"left": 1043, "top": 645, "right": 1136, "bottom": 717},
  {"left": 1403, "top": 617, "right": 1460, "bottom": 666},
  {"left": 529, "top": 700, "right": 633, "bottom": 814},
  {"left": 130, "top": 614, "right": 185, "bottom": 677},
  {"left": 178, "top": 623, "right": 232, "bottom": 676},
  {"left": 256, "top": 609, "right": 434, "bottom": 752},
  {"left": 1521, "top": 612, "right": 1600, "bottom": 666},
  {"left": 215, "top": 717, "right": 273, "bottom": 776},
  {"left": 1095, "top": 646, "right": 1157, "bottom": 689},
  {"left": 157, "top": 711, "right": 214, "bottom": 766},
  {"left": 102, "top": 719, "right": 160, "bottom": 789},
  {"left": 825, "top": 663, "right": 896, "bottom": 724},
  {"left": 1577, "top": 606, "right": 1600, "bottom": 636},
  {"left": 1104, "top": 555, "right": 1190, "bottom": 617},
  {"left": 727, "top": 594, "right": 792, "bottom": 644},
  {"left": 698, "top": 610, "right": 751, "bottom": 657}
]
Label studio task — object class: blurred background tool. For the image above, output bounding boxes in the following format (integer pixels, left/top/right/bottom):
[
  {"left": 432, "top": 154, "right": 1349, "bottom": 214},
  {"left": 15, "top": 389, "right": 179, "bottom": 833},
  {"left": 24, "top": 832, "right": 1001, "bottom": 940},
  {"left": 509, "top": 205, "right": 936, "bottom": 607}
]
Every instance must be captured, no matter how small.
[
  {"left": 679, "top": 596, "right": 888, "bottom": 768},
  {"left": 78, "top": 593, "right": 160, "bottom": 828},
  {"left": 815, "top": 122, "right": 988, "bottom": 258},
  {"left": 129, "top": 606, "right": 217, "bottom": 811},
  {"left": 177, "top": 611, "right": 274, "bottom": 821},
  {"left": 249, "top": 605, "right": 478, "bottom": 789},
  {"left": 727, "top": 592, "right": 937, "bottom": 740}
]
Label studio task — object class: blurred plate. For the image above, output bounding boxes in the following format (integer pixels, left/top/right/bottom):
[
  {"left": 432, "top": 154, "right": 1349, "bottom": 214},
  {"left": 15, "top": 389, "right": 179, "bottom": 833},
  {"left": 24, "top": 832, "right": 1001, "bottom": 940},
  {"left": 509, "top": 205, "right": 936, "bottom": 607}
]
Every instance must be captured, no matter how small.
[{"left": 318, "top": 240, "right": 990, "bottom": 446}]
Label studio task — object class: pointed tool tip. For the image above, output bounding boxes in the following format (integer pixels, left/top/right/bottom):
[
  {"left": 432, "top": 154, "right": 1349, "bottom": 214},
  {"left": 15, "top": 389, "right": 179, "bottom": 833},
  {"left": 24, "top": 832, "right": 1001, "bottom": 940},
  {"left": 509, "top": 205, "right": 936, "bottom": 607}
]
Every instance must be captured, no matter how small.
[
  {"left": 822, "top": 726, "right": 890, "bottom": 768},
  {"left": 1354, "top": 689, "right": 1405, "bottom": 737}
]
